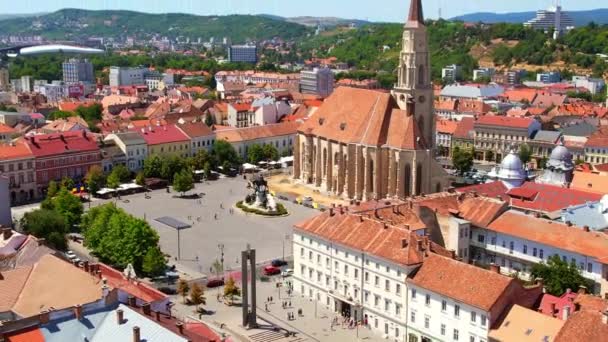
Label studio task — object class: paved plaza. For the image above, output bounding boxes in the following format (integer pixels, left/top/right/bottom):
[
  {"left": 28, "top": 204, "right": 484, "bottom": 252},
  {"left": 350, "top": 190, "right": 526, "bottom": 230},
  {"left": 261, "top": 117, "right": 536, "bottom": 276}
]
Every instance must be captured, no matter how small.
[{"left": 106, "top": 177, "right": 316, "bottom": 279}]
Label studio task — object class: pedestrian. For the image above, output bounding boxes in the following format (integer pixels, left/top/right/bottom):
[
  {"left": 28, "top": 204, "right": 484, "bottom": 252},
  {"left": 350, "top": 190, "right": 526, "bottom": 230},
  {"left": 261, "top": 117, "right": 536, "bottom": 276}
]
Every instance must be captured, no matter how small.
[
  {"left": 289, "top": 301, "right": 291, "bottom": 307},
  {"left": 265, "top": 304, "right": 268, "bottom": 312},
  {"left": 214, "top": 213, "right": 217, "bottom": 220}
]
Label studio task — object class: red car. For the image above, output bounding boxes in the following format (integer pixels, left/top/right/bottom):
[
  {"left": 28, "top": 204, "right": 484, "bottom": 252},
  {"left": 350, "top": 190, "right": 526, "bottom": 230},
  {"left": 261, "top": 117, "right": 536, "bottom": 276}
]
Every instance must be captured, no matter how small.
[
  {"left": 206, "top": 278, "right": 225, "bottom": 288},
  {"left": 263, "top": 265, "right": 281, "bottom": 276}
]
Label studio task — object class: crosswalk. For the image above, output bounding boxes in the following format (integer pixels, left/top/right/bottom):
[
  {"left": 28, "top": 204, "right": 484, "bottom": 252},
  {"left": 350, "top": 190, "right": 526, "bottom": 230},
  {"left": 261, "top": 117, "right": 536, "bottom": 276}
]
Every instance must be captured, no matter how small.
[{"left": 248, "top": 330, "right": 306, "bottom": 342}]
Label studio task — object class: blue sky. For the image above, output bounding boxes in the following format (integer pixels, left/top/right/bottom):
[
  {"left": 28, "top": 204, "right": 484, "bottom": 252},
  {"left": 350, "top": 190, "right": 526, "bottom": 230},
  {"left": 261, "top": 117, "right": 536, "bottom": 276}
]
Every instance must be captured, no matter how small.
[{"left": 0, "top": 0, "right": 602, "bottom": 22}]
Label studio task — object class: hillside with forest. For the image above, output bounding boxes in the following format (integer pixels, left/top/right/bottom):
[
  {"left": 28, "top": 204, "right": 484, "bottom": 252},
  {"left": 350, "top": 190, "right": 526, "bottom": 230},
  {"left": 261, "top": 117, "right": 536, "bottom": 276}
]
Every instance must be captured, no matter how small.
[
  {"left": 0, "top": 9, "right": 311, "bottom": 43},
  {"left": 295, "top": 20, "right": 608, "bottom": 83}
]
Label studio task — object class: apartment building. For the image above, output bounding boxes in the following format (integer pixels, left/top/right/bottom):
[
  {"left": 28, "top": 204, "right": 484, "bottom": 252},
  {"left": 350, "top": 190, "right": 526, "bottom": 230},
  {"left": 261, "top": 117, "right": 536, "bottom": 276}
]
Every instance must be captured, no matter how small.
[
  {"left": 216, "top": 122, "right": 298, "bottom": 159},
  {"left": 25, "top": 131, "right": 101, "bottom": 194},
  {"left": 0, "top": 140, "right": 36, "bottom": 204},
  {"left": 103, "top": 132, "right": 148, "bottom": 172},
  {"left": 584, "top": 127, "right": 608, "bottom": 165},
  {"left": 473, "top": 116, "right": 541, "bottom": 162},
  {"left": 175, "top": 122, "right": 216, "bottom": 156},
  {"left": 135, "top": 124, "right": 190, "bottom": 159}
]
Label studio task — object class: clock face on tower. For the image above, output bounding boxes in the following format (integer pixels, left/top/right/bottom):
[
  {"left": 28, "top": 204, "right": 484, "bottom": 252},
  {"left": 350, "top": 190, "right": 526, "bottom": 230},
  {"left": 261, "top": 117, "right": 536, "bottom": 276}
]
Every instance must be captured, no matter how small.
[{"left": 418, "top": 95, "right": 426, "bottom": 103}]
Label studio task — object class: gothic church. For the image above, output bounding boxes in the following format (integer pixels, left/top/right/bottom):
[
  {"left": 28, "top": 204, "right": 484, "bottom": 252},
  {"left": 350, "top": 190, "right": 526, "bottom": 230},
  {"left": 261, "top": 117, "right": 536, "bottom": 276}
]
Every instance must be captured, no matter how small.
[{"left": 293, "top": 0, "right": 448, "bottom": 200}]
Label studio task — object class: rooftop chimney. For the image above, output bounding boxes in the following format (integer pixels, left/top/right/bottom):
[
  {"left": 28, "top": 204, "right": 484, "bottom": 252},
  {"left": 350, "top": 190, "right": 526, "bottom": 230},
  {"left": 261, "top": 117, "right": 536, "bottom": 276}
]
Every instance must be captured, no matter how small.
[
  {"left": 583, "top": 226, "right": 590, "bottom": 232},
  {"left": 73, "top": 304, "right": 83, "bottom": 321},
  {"left": 176, "top": 322, "right": 184, "bottom": 335},
  {"left": 562, "top": 305, "right": 571, "bottom": 320},
  {"left": 117, "top": 309, "right": 124, "bottom": 324},
  {"left": 566, "top": 221, "right": 573, "bottom": 227},
  {"left": 83, "top": 261, "right": 90, "bottom": 273},
  {"left": 489, "top": 263, "right": 500, "bottom": 274},
  {"left": 37, "top": 238, "right": 45, "bottom": 246},
  {"left": 128, "top": 295, "right": 136, "bottom": 307},
  {"left": 550, "top": 303, "right": 557, "bottom": 316},
  {"left": 2, "top": 228, "right": 12, "bottom": 240},
  {"left": 39, "top": 310, "right": 50, "bottom": 324},
  {"left": 329, "top": 208, "right": 334, "bottom": 216},
  {"left": 154, "top": 310, "right": 161, "bottom": 322},
  {"left": 578, "top": 285, "right": 587, "bottom": 294},
  {"left": 142, "top": 302, "right": 151, "bottom": 316},
  {"left": 133, "top": 326, "right": 141, "bottom": 342},
  {"left": 417, "top": 240, "right": 423, "bottom": 252}
]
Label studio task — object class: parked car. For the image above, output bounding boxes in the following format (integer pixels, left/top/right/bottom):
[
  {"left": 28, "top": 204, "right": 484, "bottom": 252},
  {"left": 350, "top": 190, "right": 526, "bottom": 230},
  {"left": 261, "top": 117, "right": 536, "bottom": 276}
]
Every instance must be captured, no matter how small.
[
  {"left": 271, "top": 259, "right": 288, "bottom": 267},
  {"left": 206, "top": 278, "right": 225, "bottom": 288},
  {"left": 263, "top": 265, "right": 281, "bottom": 276},
  {"left": 281, "top": 269, "right": 293, "bottom": 277}
]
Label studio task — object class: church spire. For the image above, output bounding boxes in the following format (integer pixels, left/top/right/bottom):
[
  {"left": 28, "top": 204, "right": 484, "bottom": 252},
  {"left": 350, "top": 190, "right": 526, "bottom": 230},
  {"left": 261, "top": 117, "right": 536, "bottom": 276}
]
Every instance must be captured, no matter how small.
[{"left": 407, "top": 0, "right": 424, "bottom": 24}]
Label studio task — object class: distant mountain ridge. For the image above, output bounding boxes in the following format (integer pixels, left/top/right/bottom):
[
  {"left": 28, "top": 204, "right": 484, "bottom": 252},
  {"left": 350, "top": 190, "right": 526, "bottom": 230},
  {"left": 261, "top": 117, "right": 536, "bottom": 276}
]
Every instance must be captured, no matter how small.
[
  {"left": 0, "top": 9, "right": 310, "bottom": 43},
  {"left": 258, "top": 14, "right": 369, "bottom": 27},
  {"left": 0, "top": 13, "right": 47, "bottom": 21},
  {"left": 452, "top": 8, "right": 608, "bottom": 26}
]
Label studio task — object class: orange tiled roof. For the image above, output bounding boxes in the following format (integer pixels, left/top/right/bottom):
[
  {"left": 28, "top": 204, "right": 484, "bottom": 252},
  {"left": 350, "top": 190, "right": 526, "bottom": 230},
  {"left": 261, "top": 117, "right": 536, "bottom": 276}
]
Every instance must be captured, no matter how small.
[
  {"left": 488, "top": 211, "right": 608, "bottom": 263},
  {"left": 458, "top": 196, "right": 508, "bottom": 227},
  {"left": 554, "top": 309, "right": 608, "bottom": 342},
  {"left": 294, "top": 203, "right": 451, "bottom": 266},
  {"left": 475, "top": 115, "right": 536, "bottom": 129},
  {"left": 570, "top": 171, "right": 608, "bottom": 195},
  {"left": 436, "top": 119, "right": 458, "bottom": 135},
  {"left": 408, "top": 253, "right": 515, "bottom": 311},
  {"left": 434, "top": 99, "right": 457, "bottom": 111},
  {"left": 585, "top": 126, "right": 608, "bottom": 148},
  {"left": 298, "top": 87, "right": 426, "bottom": 149},
  {"left": 6, "top": 327, "right": 45, "bottom": 342},
  {"left": 0, "top": 123, "right": 16, "bottom": 134},
  {"left": 216, "top": 122, "right": 299, "bottom": 143},
  {"left": 0, "top": 140, "right": 33, "bottom": 160},
  {"left": 501, "top": 88, "right": 538, "bottom": 103},
  {"left": 452, "top": 117, "right": 475, "bottom": 140}
]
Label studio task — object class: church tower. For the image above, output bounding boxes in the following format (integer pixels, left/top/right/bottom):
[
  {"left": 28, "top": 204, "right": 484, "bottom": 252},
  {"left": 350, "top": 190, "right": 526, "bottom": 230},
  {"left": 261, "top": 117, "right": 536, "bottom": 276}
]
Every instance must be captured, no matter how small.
[{"left": 392, "top": 0, "right": 435, "bottom": 148}]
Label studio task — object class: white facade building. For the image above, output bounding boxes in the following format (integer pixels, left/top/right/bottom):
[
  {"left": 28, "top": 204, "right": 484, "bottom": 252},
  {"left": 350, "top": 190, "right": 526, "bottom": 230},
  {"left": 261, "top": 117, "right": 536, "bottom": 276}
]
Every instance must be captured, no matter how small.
[
  {"left": 300, "top": 67, "right": 335, "bottom": 98},
  {"left": 109, "top": 67, "right": 145, "bottom": 87},
  {"left": 103, "top": 132, "right": 148, "bottom": 172}
]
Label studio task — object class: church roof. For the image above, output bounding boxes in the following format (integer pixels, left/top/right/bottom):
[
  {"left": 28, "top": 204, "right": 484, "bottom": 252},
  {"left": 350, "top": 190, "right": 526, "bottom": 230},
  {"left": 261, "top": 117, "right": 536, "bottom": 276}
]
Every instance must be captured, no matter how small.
[
  {"left": 407, "top": 0, "right": 424, "bottom": 26},
  {"left": 298, "top": 87, "right": 427, "bottom": 150}
]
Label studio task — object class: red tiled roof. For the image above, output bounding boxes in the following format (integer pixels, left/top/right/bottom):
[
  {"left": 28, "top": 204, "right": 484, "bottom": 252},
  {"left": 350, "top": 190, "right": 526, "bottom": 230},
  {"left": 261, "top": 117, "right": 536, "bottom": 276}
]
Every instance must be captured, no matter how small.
[
  {"left": 0, "top": 123, "right": 16, "bottom": 134},
  {"left": 452, "top": 117, "right": 475, "bottom": 139},
  {"left": 457, "top": 181, "right": 509, "bottom": 200},
  {"left": 508, "top": 182, "right": 602, "bottom": 213},
  {"left": 134, "top": 124, "right": 190, "bottom": 145},
  {"left": 25, "top": 131, "right": 99, "bottom": 158},
  {"left": 185, "top": 322, "right": 224, "bottom": 342},
  {"left": 488, "top": 211, "right": 608, "bottom": 262},
  {"left": 176, "top": 122, "right": 214, "bottom": 138},
  {"left": 434, "top": 99, "right": 457, "bottom": 111},
  {"left": 538, "top": 291, "right": 578, "bottom": 319},
  {"left": 585, "top": 126, "right": 608, "bottom": 148},
  {"left": 58, "top": 101, "right": 97, "bottom": 112},
  {"left": 216, "top": 122, "right": 299, "bottom": 143},
  {"left": 6, "top": 327, "right": 45, "bottom": 342},
  {"left": 501, "top": 88, "right": 538, "bottom": 103},
  {"left": 436, "top": 119, "right": 458, "bottom": 135},
  {"left": 532, "top": 92, "right": 567, "bottom": 108},
  {"left": 229, "top": 103, "right": 252, "bottom": 112},
  {"left": 475, "top": 115, "right": 536, "bottom": 129},
  {"left": 554, "top": 309, "right": 608, "bottom": 342},
  {"left": 98, "top": 263, "right": 167, "bottom": 303},
  {"left": 458, "top": 196, "right": 508, "bottom": 227},
  {"left": 0, "top": 140, "right": 33, "bottom": 160},
  {"left": 408, "top": 254, "right": 515, "bottom": 311},
  {"left": 294, "top": 206, "right": 450, "bottom": 266}
]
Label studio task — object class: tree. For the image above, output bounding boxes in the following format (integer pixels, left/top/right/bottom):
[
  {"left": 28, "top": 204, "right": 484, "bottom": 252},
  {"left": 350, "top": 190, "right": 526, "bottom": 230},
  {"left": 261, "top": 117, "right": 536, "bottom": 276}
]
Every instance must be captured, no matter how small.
[
  {"left": 50, "top": 188, "right": 84, "bottom": 228},
  {"left": 531, "top": 255, "right": 591, "bottom": 296},
  {"left": 143, "top": 155, "right": 163, "bottom": 178},
  {"left": 189, "top": 149, "right": 212, "bottom": 170},
  {"left": 60, "top": 177, "right": 75, "bottom": 191},
  {"left": 223, "top": 277, "right": 241, "bottom": 304},
  {"left": 85, "top": 165, "right": 105, "bottom": 195},
  {"left": 108, "top": 164, "right": 131, "bottom": 185},
  {"left": 81, "top": 204, "right": 161, "bottom": 272},
  {"left": 160, "top": 155, "right": 187, "bottom": 181},
  {"left": 48, "top": 110, "right": 76, "bottom": 120},
  {"left": 20, "top": 209, "right": 69, "bottom": 250},
  {"left": 189, "top": 283, "right": 206, "bottom": 309},
  {"left": 177, "top": 279, "right": 190, "bottom": 303},
  {"left": 452, "top": 147, "right": 474, "bottom": 175},
  {"left": 142, "top": 247, "right": 167, "bottom": 277},
  {"left": 211, "top": 140, "right": 241, "bottom": 170},
  {"left": 519, "top": 144, "right": 532, "bottom": 165},
  {"left": 247, "top": 144, "right": 265, "bottom": 164},
  {"left": 204, "top": 113, "right": 214, "bottom": 127},
  {"left": 135, "top": 171, "right": 146, "bottom": 186},
  {"left": 173, "top": 169, "right": 194, "bottom": 196},
  {"left": 106, "top": 171, "right": 121, "bottom": 189},
  {"left": 47, "top": 180, "right": 59, "bottom": 197},
  {"left": 262, "top": 144, "right": 279, "bottom": 161}
]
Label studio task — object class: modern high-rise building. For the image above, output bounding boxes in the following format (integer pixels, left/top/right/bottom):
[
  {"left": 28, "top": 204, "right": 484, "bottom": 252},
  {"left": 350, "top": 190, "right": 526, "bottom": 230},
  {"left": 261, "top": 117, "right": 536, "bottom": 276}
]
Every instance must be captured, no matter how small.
[
  {"left": 62, "top": 58, "right": 95, "bottom": 84},
  {"left": 300, "top": 67, "right": 335, "bottom": 98},
  {"left": 441, "top": 64, "right": 462, "bottom": 82},
  {"left": 524, "top": 2, "right": 575, "bottom": 37},
  {"left": 109, "top": 67, "right": 145, "bottom": 87},
  {"left": 227, "top": 45, "right": 258, "bottom": 63}
]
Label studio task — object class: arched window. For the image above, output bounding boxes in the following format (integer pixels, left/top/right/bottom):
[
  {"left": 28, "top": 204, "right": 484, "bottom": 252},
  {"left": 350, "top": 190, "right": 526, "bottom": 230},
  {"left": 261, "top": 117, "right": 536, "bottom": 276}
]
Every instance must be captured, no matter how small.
[
  {"left": 416, "top": 163, "right": 423, "bottom": 195},
  {"left": 404, "top": 164, "right": 411, "bottom": 197},
  {"left": 418, "top": 65, "right": 425, "bottom": 86}
]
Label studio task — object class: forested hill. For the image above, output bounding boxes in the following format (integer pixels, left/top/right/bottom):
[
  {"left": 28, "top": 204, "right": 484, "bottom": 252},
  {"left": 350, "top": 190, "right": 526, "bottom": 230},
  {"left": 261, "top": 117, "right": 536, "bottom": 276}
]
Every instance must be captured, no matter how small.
[
  {"left": 452, "top": 9, "right": 608, "bottom": 26},
  {"left": 295, "top": 20, "right": 608, "bottom": 82},
  {"left": 0, "top": 9, "right": 311, "bottom": 42}
]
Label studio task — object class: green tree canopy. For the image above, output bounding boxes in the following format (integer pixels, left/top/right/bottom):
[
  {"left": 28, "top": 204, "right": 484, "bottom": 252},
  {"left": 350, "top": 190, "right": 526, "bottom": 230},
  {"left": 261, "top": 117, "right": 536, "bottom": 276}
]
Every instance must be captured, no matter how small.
[
  {"left": 20, "top": 209, "right": 69, "bottom": 250},
  {"left": 212, "top": 140, "right": 241, "bottom": 170},
  {"left": 144, "top": 155, "right": 163, "bottom": 178},
  {"left": 452, "top": 147, "right": 474, "bottom": 175},
  {"left": 531, "top": 255, "right": 592, "bottom": 296},
  {"left": 135, "top": 171, "right": 146, "bottom": 186},
  {"left": 43, "top": 187, "right": 84, "bottom": 228},
  {"left": 48, "top": 110, "right": 76, "bottom": 120},
  {"left": 142, "top": 247, "right": 167, "bottom": 277},
  {"left": 223, "top": 276, "right": 241, "bottom": 304},
  {"left": 189, "top": 149, "right": 214, "bottom": 170},
  {"left": 247, "top": 144, "right": 265, "bottom": 164},
  {"left": 519, "top": 144, "right": 532, "bottom": 165},
  {"left": 85, "top": 165, "right": 105, "bottom": 195},
  {"left": 189, "top": 283, "right": 206, "bottom": 309},
  {"left": 46, "top": 180, "right": 59, "bottom": 197},
  {"left": 173, "top": 169, "right": 194, "bottom": 196},
  {"left": 81, "top": 204, "right": 162, "bottom": 273},
  {"left": 160, "top": 155, "right": 187, "bottom": 181}
]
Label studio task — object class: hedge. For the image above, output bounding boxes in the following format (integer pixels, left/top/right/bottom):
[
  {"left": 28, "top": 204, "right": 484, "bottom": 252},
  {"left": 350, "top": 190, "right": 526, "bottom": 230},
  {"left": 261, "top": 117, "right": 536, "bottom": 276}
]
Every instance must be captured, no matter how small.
[{"left": 236, "top": 201, "right": 288, "bottom": 216}]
